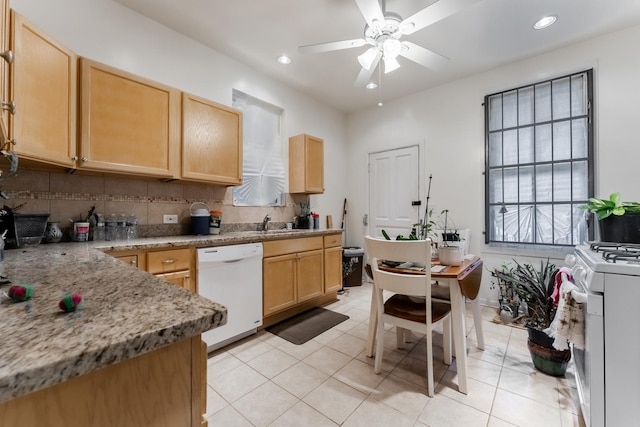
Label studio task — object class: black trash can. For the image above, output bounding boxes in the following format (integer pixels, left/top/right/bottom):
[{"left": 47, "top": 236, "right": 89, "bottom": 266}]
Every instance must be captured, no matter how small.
[{"left": 342, "top": 247, "right": 365, "bottom": 287}]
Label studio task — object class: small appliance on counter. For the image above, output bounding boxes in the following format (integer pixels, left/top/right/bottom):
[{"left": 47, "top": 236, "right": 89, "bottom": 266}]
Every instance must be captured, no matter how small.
[
  {"left": 0, "top": 209, "right": 49, "bottom": 248},
  {"left": 190, "top": 202, "right": 210, "bottom": 235}
]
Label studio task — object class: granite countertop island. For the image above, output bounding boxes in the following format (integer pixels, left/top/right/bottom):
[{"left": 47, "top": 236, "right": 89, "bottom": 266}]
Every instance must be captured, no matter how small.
[
  {"left": 0, "top": 241, "right": 225, "bottom": 405},
  {"left": 0, "top": 228, "right": 341, "bottom": 405}
]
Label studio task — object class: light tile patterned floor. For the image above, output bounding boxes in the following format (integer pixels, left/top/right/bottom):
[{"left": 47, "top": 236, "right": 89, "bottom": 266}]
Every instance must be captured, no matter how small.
[{"left": 206, "top": 282, "right": 585, "bottom": 427}]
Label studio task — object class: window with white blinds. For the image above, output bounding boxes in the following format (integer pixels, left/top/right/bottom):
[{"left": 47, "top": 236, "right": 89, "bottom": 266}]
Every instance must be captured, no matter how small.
[
  {"left": 484, "top": 70, "right": 594, "bottom": 247},
  {"left": 231, "top": 90, "right": 285, "bottom": 207}
]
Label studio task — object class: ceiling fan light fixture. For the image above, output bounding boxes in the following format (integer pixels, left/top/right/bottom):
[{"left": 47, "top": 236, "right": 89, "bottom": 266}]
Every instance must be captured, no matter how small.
[
  {"left": 358, "top": 47, "right": 379, "bottom": 70},
  {"left": 384, "top": 55, "right": 400, "bottom": 74},
  {"left": 533, "top": 15, "right": 557, "bottom": 30},
  {"left": 382, "top": 38, "right": 401, "bottom": 59},
  {"left": 276, "top": 54, "right": 292, "bottom": 65}
]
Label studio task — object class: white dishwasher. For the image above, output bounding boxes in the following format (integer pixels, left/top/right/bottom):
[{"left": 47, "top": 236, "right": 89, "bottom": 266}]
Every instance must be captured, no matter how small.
[{"left": 197, "top": 243, "right": 263, "bottom": 352}]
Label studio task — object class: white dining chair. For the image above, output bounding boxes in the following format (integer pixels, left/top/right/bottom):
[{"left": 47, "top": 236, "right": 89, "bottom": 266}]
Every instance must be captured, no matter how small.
[{"left": 364, "top": 236, "right": 451, "bottom": 397}]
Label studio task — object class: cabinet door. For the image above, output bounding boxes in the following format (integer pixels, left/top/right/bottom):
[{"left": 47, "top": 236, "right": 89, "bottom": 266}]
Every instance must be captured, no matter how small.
[
  {"left": 263, "top": 253, "right": 297, "bottom": 316},
  {"left": 324, "top": 246, "right": 343, "bottom": 293},
  {"left": 155, "top": 270, "right": 193, "bottom": 293},
  {"left": 10, "top": 11, "right": 77, "bottom": 167},
  {"left": 147, "top": 248, "right": 192, "bottom": 274},
  {"left": 289, "top": 134, "right": 324, "bottom": 194},
  {"left": 78, "top": 58, "right": 180, "bottom": 178},
  {"left": 182, "top": 92, "right": 242, "bottom": 185},
  {"left": 296, "top": 249, "right": 324, "bottom": 303}
]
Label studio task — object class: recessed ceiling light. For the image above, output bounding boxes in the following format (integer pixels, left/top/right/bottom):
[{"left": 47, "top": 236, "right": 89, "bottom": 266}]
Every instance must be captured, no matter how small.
[
  {"left": 533, "top": 15, "right": 557, "bottom": 30},
  {"left": 276, "top": 55, "right": 292, "bottom": 65},
  {"left": 366, "top": 82, "right": 378, "bottom": 89}
]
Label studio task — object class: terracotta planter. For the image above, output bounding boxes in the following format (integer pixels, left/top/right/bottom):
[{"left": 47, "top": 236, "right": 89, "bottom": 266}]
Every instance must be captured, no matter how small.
[{"left": 527, "top": 327, "right": 571, "bottom": 376}]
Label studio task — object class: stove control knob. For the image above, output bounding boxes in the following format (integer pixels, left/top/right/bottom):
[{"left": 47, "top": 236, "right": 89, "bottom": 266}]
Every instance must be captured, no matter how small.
[
  {"left": 574, "top": 266, "right": 586, "bottom": 283},
  {"left": 564, "top": 254, "right": 576, "bottom": 267}
]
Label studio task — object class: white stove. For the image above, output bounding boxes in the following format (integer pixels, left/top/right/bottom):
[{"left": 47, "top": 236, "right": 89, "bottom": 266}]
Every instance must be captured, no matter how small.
[{"left": 566, "top": 243, "right": 640, "bottom": 427}]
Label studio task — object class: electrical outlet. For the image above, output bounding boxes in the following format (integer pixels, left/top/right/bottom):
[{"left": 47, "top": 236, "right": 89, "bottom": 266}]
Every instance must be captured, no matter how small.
[{"left": 163, "top": 214, "right": 178, "bottom": 224}]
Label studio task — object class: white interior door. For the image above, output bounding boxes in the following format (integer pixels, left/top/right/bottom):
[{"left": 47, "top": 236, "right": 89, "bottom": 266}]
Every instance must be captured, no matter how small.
[{"left": 368, "top": 146, "right": 420, "bottom": 239}]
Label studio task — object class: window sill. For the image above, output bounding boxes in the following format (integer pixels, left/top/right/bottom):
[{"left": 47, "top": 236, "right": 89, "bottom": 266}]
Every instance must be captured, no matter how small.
[{"left": 482, "top": 243, "right": 573, "bottom": 261}]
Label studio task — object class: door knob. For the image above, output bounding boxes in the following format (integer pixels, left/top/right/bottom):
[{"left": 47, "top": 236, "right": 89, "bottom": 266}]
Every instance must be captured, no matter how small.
[
  {"left": 2, "top": 101, "right": 16, "bottom": 115},
  {"left": 0, "top": 50, "right": 13, "bottom": 64}
]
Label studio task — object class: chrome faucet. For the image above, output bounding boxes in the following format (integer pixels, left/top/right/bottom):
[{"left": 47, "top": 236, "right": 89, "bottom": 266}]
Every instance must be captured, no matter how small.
[{"left": 262, "top": 214, "right": 271, "bottom": 232}]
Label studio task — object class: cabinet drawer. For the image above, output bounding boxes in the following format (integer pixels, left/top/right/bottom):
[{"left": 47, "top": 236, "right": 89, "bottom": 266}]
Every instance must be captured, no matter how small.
[
  {"left": 147, "top": 248, "right": 191, "bottom": 274},
  {"left": 324, "top": 234, "right": 342, "bottom": 248},
  {"left": 263, "top": 236, "right": 323, "bottom": 257}
]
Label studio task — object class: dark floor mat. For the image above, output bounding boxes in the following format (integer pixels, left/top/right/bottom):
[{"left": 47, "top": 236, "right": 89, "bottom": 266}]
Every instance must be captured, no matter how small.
[{"left": 266, "top": 307, "right": 349, "bottom": 345}]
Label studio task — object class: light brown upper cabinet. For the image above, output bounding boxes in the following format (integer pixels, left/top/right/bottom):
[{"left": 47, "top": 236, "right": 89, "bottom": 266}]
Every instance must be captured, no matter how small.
[
  {"left": 78, "top": 58, "right": 180, "bottom": 178},
  {"left": 289, "top": 133, "right": 324, "bottom": 194},
  {"left": 9, "top": 11, "right": 77, "bottom": 168},
  {"left": 181, "top": 92, "right": 242, "bottom": 185}
]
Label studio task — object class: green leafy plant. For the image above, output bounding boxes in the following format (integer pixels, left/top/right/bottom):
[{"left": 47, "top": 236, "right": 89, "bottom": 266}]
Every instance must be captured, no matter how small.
[
  {"left": 490, "top": 259, "right": 558, "bottom": 331},
  {"left": 580, "top": 192, "right": 640, "bottom": 220}
]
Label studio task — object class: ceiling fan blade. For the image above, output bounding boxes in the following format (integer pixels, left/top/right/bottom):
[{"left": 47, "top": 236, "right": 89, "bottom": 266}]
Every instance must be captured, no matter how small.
[
  {"left": 354, "top": 55, "right": 380, "bottom": 87},
  {"left": 400, "top": 0, "right": 479, "bottom": 35},
  {"left": 400, "top": 41, "right": 448, "bottom": 71},
  {"left": 298, "top": 38, "right": 367, "bottom": 54},
  {"left": 354, "top": 0, "right": 385, "bottom": 28}
]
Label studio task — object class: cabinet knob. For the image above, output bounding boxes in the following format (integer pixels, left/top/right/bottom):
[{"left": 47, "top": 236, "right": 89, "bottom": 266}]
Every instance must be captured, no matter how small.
[
  {"left": 2, "top": 101, "right": 16, "bottom": 115},
  {"left": 81, "top": 156, "right": 88, "bottom": 162},
  {"left": 71, "top": 156, "right": 78, "bottom": 161},
  {"left": 0, "top": 50, "right": 13, "bottom": 64}
]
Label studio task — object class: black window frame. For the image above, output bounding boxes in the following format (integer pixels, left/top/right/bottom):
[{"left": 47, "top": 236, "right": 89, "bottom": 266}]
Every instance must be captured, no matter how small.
[{"left": 484, "top": 69, "right": 594, "bottom": 248}]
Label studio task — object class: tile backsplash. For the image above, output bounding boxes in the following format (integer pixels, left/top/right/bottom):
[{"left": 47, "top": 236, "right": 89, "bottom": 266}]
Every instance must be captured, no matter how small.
[{"left": 0, "top": 167, "right": 303, "bottom": 239}]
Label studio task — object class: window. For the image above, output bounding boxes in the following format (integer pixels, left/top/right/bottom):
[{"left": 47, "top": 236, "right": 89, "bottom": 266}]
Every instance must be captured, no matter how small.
[
  {"left": 232, "top": 90, "right": 285, "bottom": 207},
  {"left": 485, "top": 70, "right": 594, "bottom": 247}
]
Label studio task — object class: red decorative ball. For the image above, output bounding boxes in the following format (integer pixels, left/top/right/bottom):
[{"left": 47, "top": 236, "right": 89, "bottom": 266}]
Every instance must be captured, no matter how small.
[
  {"left": 8, "top": 284, "right": 34, "bottom": 301},
  {"left": 59, "top": 293, "right": 82, "bottom": 312}
]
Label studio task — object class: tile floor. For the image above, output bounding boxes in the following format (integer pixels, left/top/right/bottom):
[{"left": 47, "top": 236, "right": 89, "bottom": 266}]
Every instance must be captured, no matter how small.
[{"left": 205, "top": 282, "right": 585, "bottom": 427}]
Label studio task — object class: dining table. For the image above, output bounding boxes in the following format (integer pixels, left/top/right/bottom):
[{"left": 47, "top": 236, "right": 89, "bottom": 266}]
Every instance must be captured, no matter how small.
[{"left": 365, "top": 255, "right": 484, "bottom": 395}]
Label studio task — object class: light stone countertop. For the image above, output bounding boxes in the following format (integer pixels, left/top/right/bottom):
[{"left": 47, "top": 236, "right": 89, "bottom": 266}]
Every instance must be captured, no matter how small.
[{"left": 0, "top": 229, "right": 341, "bottom": 404}]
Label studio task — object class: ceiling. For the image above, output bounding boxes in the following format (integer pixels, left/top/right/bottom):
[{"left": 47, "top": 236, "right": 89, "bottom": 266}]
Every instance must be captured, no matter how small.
[{"left": 113, "top": 0, "right": 640, "bottom": 113}]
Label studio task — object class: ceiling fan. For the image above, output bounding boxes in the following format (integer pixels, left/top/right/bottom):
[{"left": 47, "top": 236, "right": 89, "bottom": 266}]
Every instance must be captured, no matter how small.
[{"left": 298, "top": 0, "right": 479, "bottom": 86}]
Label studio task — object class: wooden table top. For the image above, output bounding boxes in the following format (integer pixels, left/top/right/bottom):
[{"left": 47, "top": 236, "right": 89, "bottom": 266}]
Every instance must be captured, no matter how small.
[{"left": 375, "top": 256, "right": 483, "bottom": 300}]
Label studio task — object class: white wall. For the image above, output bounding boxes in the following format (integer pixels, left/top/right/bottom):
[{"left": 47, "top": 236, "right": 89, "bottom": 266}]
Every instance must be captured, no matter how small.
[
  {"left": 346, "top": 24, "right": 640, "bottom": 306},
  {"left": 12, "top": 0, "right": 350, "bottom": 224}
]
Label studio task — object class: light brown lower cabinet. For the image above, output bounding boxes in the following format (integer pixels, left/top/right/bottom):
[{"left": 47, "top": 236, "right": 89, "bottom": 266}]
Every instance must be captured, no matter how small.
[
  {"left": 324, "top": 233, "right": 343, "bottom": 293},
  {"left": 0, "top": 336, "right": 207, "bottom": 427},
  {"left": 262, "top": 233, "right": 342, "bottom": 327},
  {"left": 110, "top": 247, "right": 195, "bottom": 293}
]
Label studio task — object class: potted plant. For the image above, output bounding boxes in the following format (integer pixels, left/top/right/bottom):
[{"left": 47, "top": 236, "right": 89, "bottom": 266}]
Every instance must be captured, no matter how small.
[
  {"left": 490, "top": 259, "right": 571, "bottom": 376},
  {"left": 580, "top": 192, "right": 640, "bottom": 243}
]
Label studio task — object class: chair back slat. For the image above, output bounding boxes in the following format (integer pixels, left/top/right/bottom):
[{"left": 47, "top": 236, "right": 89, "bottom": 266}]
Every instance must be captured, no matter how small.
[{"left": 364, "top": 236, "right": 432, "bottom": 297}]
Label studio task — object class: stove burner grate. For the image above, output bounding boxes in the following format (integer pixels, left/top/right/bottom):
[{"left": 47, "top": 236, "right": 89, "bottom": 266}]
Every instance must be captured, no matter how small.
[{"left": 588, "top": 242, "right": 640, "bottom": 263}]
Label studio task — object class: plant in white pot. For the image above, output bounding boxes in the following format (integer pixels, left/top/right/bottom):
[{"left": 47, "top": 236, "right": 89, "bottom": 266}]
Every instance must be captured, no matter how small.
[{"left": 436, "top": 209, "right": 464, "bottom": 266}]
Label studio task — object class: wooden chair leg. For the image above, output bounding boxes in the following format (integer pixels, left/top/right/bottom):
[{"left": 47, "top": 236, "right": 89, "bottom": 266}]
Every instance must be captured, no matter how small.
[
  {"left": 425, "top": 325, "right": 434, "bottom": 397},
  {"left": 374, "top": 313, "right": 385, "bottom": 374},
  {"left": 443, "top": 315, "right": 452, "bottom": 365},
  {"left": 396, "top": 327, "right": 407, "bottom": 349}
]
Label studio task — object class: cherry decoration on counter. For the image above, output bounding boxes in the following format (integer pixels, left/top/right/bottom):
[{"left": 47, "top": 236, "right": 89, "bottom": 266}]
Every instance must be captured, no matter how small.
[
  {"left": 59, "top": 293, "right": 83, "bottom": 312},
  {"left": 8, "top": 284, "right": 34, "bottom": 301}
]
